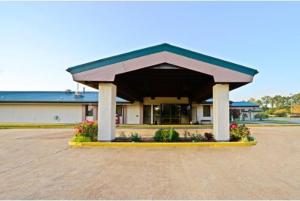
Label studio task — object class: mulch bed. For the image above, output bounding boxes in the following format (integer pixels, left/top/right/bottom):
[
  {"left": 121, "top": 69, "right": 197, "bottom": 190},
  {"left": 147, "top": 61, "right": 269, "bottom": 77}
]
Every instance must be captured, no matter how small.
[{"left": 112, "top": 137, "right": 216, "bottom": 142}]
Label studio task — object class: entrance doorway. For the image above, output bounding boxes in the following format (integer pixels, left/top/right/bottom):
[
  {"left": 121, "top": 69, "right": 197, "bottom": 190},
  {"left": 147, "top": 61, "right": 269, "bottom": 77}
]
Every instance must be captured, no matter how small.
[
  {"left": 161, "top": 104, "right": 180, "bottom": 124},
  {"left": 143, "top": 104, "right": 191, "bottom": 124}
]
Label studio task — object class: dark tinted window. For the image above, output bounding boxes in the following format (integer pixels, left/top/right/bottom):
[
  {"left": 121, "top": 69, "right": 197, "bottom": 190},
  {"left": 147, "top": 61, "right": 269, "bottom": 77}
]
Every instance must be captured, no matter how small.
[
  {"left": 203, "top": 105, "right": 211, "bottom": 117},
  {"left": 85, "top": 105, "right": 93, "bottom": 116},
  {"left": 143, "top": 105, "right": 151, "bottom": 124}
]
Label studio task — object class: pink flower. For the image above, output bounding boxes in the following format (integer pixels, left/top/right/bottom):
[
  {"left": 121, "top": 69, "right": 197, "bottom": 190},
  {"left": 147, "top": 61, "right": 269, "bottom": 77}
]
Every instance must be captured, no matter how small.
[
  {"left": 230, "top": 122, "right": 238, "bottom": 129},
  {"left": 85, "top": 120, "right": 94, "bottom": 126}
]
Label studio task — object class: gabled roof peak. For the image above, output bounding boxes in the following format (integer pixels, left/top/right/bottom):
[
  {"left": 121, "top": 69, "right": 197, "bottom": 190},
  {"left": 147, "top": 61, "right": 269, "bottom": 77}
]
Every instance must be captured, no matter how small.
[{"left": 67, "top": 43, "right": 258, "bottom": 76}]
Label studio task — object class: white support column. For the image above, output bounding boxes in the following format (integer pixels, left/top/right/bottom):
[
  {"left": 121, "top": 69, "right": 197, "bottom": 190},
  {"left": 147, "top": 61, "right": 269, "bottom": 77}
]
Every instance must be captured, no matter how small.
[
  {"left": 213, "top": 84, "right": 230, "bottom": 141},
  {"left": 98, "top": 83, "right": 116, "bottom": 141}
]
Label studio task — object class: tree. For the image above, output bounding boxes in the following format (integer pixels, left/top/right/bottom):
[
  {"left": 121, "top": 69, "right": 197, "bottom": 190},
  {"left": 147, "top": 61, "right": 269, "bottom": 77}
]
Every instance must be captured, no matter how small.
[
  {"left": 256, "top": 99, "right": 263, "bottom": 107},
  {"left": 292, "top": 93, "right": 300, "bottom": 105},
  {"left": 251, "top": 93, "right": 300, "bottom": 116},
  {"left": 273, "top": 95, "right": 285, "bottom": 109},
  {"left": 261, "top": 96, "right": 273, "bottom": 109}
]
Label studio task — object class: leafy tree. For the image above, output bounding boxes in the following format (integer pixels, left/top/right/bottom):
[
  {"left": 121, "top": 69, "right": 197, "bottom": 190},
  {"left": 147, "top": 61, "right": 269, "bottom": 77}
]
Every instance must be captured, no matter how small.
[
  {"left": 261, "top": 96, "right": 273, "bottom": 109},
  {"left": 292, "top": 93, "right": 300, "bottom": 104},
  {"left": 249, "top": 92, "right": 300, "bottom": 116}
]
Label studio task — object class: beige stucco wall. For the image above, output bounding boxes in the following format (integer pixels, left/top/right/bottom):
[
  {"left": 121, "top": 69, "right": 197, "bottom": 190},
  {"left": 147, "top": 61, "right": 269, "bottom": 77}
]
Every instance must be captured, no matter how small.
[
  {"left": 0, "top": 103, "right": 83, "bottom": 123},
  {"left": 192, "top": 104, "right": 213, "bottom": 123}
]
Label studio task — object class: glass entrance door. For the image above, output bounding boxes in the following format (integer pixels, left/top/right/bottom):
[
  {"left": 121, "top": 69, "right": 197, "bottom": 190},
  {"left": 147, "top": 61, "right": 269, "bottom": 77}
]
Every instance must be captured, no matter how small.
[
  {"left": 143, "top": 105, "right": 151, "bottom": 124},
  {"left": 161, "top": 104, "right": 181, "bottom": 124},
  {"left": 143, "top": 104, "right": 191, "bottom": 124},
  {"left": 160, "top": 104, "right": 191, "bottom": 124}
]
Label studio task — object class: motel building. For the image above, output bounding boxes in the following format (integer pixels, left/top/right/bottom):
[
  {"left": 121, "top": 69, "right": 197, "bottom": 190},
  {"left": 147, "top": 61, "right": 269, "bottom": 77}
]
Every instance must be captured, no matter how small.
[{"left": 0, "top": 44, "right": 258, "bottom": 141}]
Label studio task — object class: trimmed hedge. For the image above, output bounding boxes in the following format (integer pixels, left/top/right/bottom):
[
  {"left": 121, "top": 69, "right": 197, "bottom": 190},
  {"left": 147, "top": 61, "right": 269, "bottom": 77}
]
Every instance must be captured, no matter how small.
[{"left": 154, "top": 128, "right": 179, "bottom": 142}]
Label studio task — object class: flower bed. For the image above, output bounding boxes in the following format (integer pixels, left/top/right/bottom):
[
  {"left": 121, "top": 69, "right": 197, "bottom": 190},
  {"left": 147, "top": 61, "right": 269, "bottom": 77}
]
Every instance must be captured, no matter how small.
[
  {"left": 69, "top": 141, "right": 257, "bottom": 147},
  {"left": 70, "top": 121, "right": 256, "bottom": 145},
  {"left": 72, "top": 120, "right": 97, "bottom": 142},
  {"left": 230, "top": 122, "right": 255, "bottom": 142}
]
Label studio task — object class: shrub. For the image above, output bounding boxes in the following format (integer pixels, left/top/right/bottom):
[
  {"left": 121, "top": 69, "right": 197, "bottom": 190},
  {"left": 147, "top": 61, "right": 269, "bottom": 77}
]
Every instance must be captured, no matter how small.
[
  {"left": 204, "top": 132, "right": 215, "bottom": 142},
  {"left": 266, "top": 108, "right": 276, "bottom": 115},
  {"left": 154, "top": 129, "right": 166, "bottom": 142},
  {"left": 190, "top": 134, "right": 205, "bottom": 142},
  {"left": 154, "top": 128, "right": 179, "bottom": 142},
  {"left": 254, "top": 112, "right": 269, "bottom": 120},
  {"left": 72, "top": 135, "right": 92, "bottom": 142},
  {"left": 169, "top": 128, "right": 179, "bottom": 142},
  {"left": 247, "top": 136, "right": 255, "bottom": 142},
  {"left": 130, "top": 133, "right": 141, "bottom": 142},
  {"left": 230, "top": 133, "right": 241, "bottom": 142},
  {"left": 230, "top": 124, "right": 252, "bottom": 142},
  {"left": 74, "top": 120, "right": 98, "bottom": 142},
  {"left": 273, "top": 109, "right": 288, "bottom": 117}
]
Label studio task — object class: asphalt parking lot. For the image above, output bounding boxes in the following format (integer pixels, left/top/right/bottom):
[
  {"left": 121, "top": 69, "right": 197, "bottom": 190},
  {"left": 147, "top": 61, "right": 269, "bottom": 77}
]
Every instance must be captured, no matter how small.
[{"left": 0, "top": 126, "right": 300, "bottom": 199}]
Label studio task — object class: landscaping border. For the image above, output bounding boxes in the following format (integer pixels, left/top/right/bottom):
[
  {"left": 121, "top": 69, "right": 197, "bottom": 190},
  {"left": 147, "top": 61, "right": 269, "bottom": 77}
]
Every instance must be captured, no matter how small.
[{"left": 69, "top": 140, "right": 257, "bottom": 147}]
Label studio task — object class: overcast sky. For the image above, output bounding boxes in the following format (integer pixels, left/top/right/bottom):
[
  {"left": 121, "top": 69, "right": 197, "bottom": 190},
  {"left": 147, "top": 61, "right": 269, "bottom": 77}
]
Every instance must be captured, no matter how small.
[{"left": 0, "top": 2, "right": 299, "bottom": 101}]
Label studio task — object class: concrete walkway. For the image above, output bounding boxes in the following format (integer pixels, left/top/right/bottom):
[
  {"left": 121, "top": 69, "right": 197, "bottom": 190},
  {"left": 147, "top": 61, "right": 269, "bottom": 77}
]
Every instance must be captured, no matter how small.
[{"left": 0, "top": 127, "right": 300, "bottom": 199}]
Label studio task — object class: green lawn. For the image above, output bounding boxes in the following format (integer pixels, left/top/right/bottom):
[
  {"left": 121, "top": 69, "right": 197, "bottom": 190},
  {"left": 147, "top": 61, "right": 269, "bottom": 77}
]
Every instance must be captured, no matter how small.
[
  {"left": 236, "top": 119, "right": 298, "bottom": 125},
  {"left": 261, "top": 119, "right": 298, "bottom": 124},
  {"left": 0, "top": 123, "right": 76, "bottom": 129},
  {"left": 1, "top": 120, "right": 299, "bottom": 129}
]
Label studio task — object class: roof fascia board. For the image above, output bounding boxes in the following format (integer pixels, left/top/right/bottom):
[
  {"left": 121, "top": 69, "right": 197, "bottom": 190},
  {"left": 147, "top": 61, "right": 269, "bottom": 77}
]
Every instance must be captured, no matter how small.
[{"left": 67, "top": 43, "right": 258, "bottom": 76}]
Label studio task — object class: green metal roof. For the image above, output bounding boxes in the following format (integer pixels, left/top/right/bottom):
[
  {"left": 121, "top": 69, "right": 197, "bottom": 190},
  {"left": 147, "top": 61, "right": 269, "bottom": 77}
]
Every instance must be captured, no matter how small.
[
  {"left": 202, "top": 99, "right": 259, "bottom": 107},
  {"left": 67, "top": 43, "right": 259, "bottom": 76},
  {"left": 231, "top": 101, "right": 259, "bottom": 107},
  {"left": 0, "top": 91, "right": 258, "bottom": 108},
  {"left": 0, "top": 91, "right": 129, "bottom": 103}
]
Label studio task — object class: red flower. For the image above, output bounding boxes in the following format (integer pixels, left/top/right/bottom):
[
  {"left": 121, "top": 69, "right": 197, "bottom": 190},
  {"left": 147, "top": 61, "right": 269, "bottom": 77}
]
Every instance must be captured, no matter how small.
[
  {"left": 85, "top": 120, "right": 94, "bottom": 126},
  {"left": 230, "top": 122, "right": 238, "bottom": 129}
]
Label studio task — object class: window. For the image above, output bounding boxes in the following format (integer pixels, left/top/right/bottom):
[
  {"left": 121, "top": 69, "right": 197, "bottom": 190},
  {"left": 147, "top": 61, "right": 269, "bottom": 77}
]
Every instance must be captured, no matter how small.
[
  {"left": 143, "top": 105, "right": 151, "bottom": 124},
  {"left": 153, "top": 105, "right": 161, "bottom": 124},
  {"left": 85, "top": 105, "right": 93, "bottom": 116},
  {"left": 203, "top": 105, "right": 211, "bottom": 117},
  {"left": 180, "top": 104, "right": 191, "bottom": 124},
  {"left": 116, "top": 105, "right": 123, "bottom": 116}
]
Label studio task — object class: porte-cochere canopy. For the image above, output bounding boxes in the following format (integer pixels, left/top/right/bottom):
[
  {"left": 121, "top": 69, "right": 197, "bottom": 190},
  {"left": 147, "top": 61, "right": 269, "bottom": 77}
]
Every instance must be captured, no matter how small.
[
  {"left": 67, "top": 43, "right": 258, "bottom": 102},
  {"left": 67, "top": 43, "right": 258, "bottom": 142}
]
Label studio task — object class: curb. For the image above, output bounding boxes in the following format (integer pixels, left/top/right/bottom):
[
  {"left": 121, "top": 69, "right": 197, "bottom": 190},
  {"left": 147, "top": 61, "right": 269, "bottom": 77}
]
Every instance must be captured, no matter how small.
[{"left": 68, "top": 140, "right": 257, "bottom": 148}]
